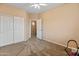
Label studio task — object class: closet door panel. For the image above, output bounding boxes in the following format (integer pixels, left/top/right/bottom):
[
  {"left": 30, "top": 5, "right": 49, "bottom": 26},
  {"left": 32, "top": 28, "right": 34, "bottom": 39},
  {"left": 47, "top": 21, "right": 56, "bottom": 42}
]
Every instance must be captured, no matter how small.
[
  {"left": 14, "top": 16, "right": 24, "bottom": 43},
  {"left": 6, "top": 15, "right": 13, "bottom": 45},
  {"left": 0, "top": 15, "right": 2, "bottom": 46},
  {"left": 0, "top": 15, "right": 13, "bottom": 47},
  {"left": 0, "top": 15, "right": 8, "bottom": 46}
]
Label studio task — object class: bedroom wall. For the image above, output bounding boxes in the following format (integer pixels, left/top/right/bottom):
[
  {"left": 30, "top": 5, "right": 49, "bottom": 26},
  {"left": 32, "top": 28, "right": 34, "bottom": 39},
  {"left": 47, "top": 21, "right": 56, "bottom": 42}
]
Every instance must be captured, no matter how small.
[{"left": 41, "top": 4, "right": 79, "bottom": 47}]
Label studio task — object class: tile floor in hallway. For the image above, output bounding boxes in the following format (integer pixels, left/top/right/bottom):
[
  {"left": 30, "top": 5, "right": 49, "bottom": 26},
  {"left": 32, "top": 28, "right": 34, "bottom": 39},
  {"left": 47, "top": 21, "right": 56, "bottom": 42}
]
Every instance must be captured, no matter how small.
[{"left": 0, "top": 37, "right": 67, "bottom": 56}]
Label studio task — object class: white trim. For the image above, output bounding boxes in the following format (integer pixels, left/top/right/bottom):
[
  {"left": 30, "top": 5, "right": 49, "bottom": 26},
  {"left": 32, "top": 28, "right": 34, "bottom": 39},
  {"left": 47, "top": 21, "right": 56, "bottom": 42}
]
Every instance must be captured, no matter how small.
[{"left": 43, "top": 39, "right": 66, "bottom": 47}]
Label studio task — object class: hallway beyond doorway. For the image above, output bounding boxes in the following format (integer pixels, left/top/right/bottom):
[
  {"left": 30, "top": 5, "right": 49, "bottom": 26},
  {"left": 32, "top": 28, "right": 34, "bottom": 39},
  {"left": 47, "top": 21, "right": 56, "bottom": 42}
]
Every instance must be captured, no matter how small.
[
  {"left": 30, "top": 19, "right": 43, "bottom": 39},
  {"left": 31, "top": 21, "right": 37, "bottom": 37}
]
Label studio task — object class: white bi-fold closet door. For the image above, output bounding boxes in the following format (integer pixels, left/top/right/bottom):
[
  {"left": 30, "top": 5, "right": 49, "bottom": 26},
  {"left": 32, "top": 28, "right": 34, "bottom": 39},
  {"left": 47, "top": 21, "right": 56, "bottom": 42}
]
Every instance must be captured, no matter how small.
[{"left": 0, "top": 14, "right": 25, "bottom": 47}]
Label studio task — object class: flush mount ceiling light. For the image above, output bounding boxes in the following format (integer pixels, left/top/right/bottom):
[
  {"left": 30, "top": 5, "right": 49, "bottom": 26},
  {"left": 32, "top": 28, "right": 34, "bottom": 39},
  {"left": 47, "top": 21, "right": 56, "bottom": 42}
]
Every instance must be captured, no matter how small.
[{"left": 30, "top": 3, "right": 48, "bottom": 9}]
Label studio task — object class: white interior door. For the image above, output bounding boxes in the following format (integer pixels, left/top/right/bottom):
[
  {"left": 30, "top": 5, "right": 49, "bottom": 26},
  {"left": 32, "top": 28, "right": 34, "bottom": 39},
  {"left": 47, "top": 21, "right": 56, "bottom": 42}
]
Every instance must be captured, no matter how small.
[
  {"left": 37, "top": 19, "right": 42, "bottom": 39},
  {"left": 0, "top": 15, "right": 13, "bottom": 46},
  {"left": 14, "top": 16, "right": 24, "bottom": 43}
]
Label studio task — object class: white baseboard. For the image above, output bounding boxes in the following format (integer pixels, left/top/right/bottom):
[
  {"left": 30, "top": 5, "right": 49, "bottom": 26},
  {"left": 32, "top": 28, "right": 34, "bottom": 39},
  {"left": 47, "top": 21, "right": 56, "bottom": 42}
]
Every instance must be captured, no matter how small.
[{"left": 43, "top": 39, "right": 66, "bottom": 47}]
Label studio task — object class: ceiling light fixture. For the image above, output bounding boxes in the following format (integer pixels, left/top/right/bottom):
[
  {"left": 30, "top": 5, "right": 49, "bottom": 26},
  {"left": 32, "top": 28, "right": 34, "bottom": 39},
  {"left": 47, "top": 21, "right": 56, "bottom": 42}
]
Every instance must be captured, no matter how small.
[{"left": 30, "top": 3, "right": 47, "bottom": 9}]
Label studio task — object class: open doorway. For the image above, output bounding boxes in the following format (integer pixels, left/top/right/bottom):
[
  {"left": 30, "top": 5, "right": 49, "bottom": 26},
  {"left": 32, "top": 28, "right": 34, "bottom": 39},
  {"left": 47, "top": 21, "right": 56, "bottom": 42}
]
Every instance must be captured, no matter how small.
[
  {"left": 31, "top": 21, "right": 37, "bottom": 37},
  {"left": 31, "top": 19, "right": 42, "bottom": 39}
]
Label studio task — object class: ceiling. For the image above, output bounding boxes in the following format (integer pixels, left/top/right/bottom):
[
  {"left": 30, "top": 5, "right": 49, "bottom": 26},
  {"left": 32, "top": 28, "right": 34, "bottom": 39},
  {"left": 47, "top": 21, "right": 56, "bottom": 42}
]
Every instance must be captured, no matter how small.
[{"left": 7, "top": 3, "right": 64, "bottom": 14}]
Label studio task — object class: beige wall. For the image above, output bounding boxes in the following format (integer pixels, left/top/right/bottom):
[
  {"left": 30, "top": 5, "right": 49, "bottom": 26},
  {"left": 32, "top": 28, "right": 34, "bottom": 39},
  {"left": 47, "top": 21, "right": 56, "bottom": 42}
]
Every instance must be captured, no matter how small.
[
  {"left": 41, "top": 4, "right": 79, "bottom": 47},
  {"left": 0, "top": 4, "right": 29, "bottom": 41},
  {"left": 0, "top": 4, "right": 28, "bottom": 17}
]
